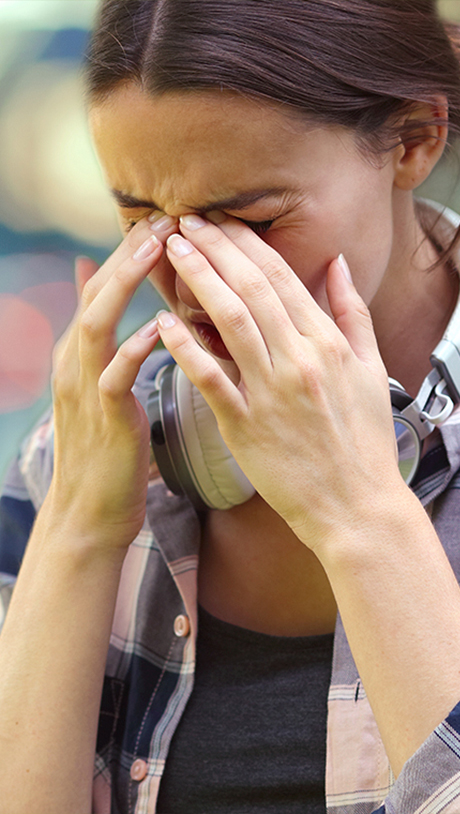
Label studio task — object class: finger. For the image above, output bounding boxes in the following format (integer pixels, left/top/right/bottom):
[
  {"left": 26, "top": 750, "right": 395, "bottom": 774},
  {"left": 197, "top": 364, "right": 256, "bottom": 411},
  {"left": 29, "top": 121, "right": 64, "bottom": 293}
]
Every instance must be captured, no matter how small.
[
  {"left": 80, "top": 217, "right": 167, "bottom": 309},
  {"left": 148, "top": 211, "right": 179, "bottom": 241},
  {"left": 145, "top": 213, "right": 181, "bottom": 299},
  {"left": 52, "top": 257, "right": 98, "bottom": 385},
  {"left": 166, "top": 233, "right": 274, "bottom": 374},
  {"left": 202, "top": 212, "right": 332, "bottom": 336},
  {"left": 79, "top": 234, "right": 163, "bottom": 379},
  {"left": 172, "top": 219, "right": 304, "bottom": 362},
  {"left": 98, "top": 319, "right": 161, "bottom": 420},
  {"left": 178, "top": 215, "right": 294, "bottom": 338},
  {"left": 75, "top": 256, "right": 99, "bottom": 301},
  {"left": 156, "top": 310, "right": 243, "bottom": 416},
  {"left": 54, "top": 229, "right": 164, "bottom": 407},
  {"left": 326, "top": 255, "right": 383, "bottom": 373}
]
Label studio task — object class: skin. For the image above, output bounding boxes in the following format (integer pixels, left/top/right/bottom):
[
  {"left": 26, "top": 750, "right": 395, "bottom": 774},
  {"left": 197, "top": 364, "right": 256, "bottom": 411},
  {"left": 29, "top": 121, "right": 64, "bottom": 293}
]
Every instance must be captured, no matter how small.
[
  {"left": 91, "top": 87, "right": 458, "bottom": 395},
  {"left": 1, "top": 83, "right": 460, "bottom": 814},
  {"left": 89, "top": 85, "right": 459, "bottom": 638}
]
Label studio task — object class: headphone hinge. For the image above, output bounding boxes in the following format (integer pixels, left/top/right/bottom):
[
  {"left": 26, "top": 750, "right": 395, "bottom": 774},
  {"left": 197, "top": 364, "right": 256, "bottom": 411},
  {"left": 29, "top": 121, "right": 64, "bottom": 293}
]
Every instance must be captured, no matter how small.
[
  {"left": 400, "top": 368, "right": 440, "bottom": 440},
  {"left": 430, "top": 338, "right": 460, "bottom": 404}
]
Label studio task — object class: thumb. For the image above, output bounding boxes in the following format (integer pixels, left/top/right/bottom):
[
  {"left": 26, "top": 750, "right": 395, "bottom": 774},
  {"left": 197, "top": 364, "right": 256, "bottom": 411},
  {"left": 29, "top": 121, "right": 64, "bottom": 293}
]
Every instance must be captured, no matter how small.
[
  {"left": 75, "top": 255, "right": 99, "bottom": 300},
  {"left": 326, "top": 254, "right": 381, "bottom": 371}
]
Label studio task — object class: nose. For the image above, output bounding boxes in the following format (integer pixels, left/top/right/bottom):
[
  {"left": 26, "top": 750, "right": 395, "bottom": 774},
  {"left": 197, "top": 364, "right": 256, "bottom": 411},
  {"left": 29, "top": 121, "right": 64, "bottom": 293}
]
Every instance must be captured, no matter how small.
[{"left": 175, "top": 274, "right": 203, "bottom": 311}]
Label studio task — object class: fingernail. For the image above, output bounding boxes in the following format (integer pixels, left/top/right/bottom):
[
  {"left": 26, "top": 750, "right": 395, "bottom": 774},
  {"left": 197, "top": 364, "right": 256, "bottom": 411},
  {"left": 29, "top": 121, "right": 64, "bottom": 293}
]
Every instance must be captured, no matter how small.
[
  {"left": 148, "top": 210, "right": 166, "bottom": 222},
  {"left": 137, "top": 318, "right": 158, "bottom": 338},
  {"left": 180, "top": 214, "right": 206, "bottom": 230},
  {"left": 156, "top": 309, "right": 177, "bottom": 329},
  {"left": 150, "top": 214, "right": 176, "bottom": 232},
  {"left": 133, "top": 234, "right": 160, "bottom": 260},
  {"left": 167, "top": 234, "right": 194, "bottom": 257},
  {"left": 206, "top": 210, "right": 226, "bottom": 224},
  {"left": 338, "top": 253, "right": 352, "bottom": 284}
]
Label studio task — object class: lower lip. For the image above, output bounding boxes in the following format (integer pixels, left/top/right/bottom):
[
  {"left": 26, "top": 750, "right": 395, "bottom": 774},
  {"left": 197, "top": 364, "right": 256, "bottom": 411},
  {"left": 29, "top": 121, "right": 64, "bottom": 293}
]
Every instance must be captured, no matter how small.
[{"left": 193, "top": 322, "right": 233, "bottom": 361}]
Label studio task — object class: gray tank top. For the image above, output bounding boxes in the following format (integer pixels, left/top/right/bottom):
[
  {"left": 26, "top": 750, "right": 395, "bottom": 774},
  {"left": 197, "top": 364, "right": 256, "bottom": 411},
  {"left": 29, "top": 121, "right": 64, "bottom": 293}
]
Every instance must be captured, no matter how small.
[{"left": 156, "top": 604, "right": 334, "bottom": 813}]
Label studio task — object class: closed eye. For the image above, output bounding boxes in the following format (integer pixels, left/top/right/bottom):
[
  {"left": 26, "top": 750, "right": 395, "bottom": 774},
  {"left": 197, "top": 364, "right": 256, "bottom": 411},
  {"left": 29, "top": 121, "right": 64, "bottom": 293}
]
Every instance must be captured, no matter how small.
[
  {"left": 124, "top": 217, "right": 274, "bottom": 236},
  {"left": 239, "top": 219, "right": 274, "bottom": 236}
]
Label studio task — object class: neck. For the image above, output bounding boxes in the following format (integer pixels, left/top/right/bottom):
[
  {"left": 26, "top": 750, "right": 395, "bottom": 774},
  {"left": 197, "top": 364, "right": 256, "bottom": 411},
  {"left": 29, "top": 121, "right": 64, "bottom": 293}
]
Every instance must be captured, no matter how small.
[
  {"left": 199, "top": 496, "right": 337, "bottom": 636},
  {"left": 199, "top": 198, "right": 459, "bottom": 635},
  {"left": 370, "top": 199, "right": 459, "bottom": 396}
]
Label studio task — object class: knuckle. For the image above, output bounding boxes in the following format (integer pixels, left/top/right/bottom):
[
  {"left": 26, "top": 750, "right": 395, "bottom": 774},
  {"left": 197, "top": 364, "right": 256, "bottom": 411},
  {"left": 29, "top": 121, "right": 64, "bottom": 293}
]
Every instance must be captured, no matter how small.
[
  {"left": 182, "top": 256, "right": 209, "bottom": 282},
  {"left": 125, "top": 220, "right": 152, "bottom": 252},
  {"left": 237, "top": 273, "right": 268, "bottom": 302},
  {"left": 228, "top": 219, "right": 250, "bottom": 240},
  {"left": 117, "top": 340, "right": 138, "bottom": 364},
  {"left": 126, "top": 226, "right": 144, "bottom": 252},
  {"left": 355, "top": 298, "right": 372, "bottom": 324},
  {"left": 81, "top": 275, "right": 99, "bottom": 308},
  {"left": 284, "top": 345, "right": 325, "bottom": 393},
  {"left": 79, "top": 310, "right": 100, "bottom": 342},
  {"left": 220, "top": 302, "right": 247, "bottom": 333},
  {"left": 204, "top": 228, "right": 226, "bottom": 250},
  {"left": 260, "top": 257, "right": 288, "bottom": 283},
  {"left": 169, "top": 332, "right": 193, "bottom": 355},
  {"left": 296, "top": 355, "right": 320, "bottom": 387},
  {"left": 51, "top": 361, "right": 74, "bottom": 403},
  {"left": 320, "top": 332, "right": 343, "bottom": 359},
  {"left": 112, "top": 265, "right": 135, "bottom": 290},
  {"left": 52, "top": 338, "right": 64, "bottom": 367},
  {"left": 197, "top": 363, "right": 221, "bottom": 390},
  {"left": 98, "top": 371, "right": 117, "bottom": 400}
]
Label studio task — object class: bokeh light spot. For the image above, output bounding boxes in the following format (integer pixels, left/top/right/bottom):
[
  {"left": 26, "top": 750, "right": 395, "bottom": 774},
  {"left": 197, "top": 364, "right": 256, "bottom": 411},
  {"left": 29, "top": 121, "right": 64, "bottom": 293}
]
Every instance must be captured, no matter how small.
[{"left": 0, "top": 294, "right": 54, "bottom": 412}]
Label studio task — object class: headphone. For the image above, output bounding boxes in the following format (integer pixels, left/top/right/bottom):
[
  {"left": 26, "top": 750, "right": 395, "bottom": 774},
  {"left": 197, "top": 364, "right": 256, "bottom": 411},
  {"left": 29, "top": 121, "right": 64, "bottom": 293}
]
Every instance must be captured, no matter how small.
[
  {"left": 147, "top": 363, "right": 256, "bottom": 511},
  {"left": 147, "top": 285, "right": 460, "bottom": 511}
]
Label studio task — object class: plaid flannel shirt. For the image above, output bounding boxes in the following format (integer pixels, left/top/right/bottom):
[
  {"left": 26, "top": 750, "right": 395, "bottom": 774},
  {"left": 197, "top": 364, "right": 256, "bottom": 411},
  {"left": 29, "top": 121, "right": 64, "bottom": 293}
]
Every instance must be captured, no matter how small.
[
  {"left": 2, "top": 203, "right": 460, "bottom": 814},
  {"left": 2, "top": 348, "right": 460, "bottom": 814}
]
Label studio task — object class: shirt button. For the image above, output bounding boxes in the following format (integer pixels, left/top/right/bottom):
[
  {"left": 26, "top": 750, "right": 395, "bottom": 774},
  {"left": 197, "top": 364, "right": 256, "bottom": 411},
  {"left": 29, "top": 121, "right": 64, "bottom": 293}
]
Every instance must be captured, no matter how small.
[
  {"left": 174, "top": 614, "right": 190, "bottom": 637},
  {"left": 130, "top": 759, "right": 147, "bottom": 781}
]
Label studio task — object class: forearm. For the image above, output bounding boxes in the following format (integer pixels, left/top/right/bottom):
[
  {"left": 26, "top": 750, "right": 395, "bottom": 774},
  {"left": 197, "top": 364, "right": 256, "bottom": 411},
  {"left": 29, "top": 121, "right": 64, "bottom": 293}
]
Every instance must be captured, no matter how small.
[
  {"left": 318, "top": 482, "right": 460, "bottom": 777},
  {"left": 0, "top": 499, "right": 126, "bottom": 814}
]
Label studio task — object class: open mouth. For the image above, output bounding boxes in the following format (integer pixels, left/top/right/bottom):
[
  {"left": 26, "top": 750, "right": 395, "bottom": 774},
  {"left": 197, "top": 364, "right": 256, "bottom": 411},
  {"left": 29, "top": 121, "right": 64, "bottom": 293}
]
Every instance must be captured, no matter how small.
[{"left": 192, "top": 321, "right": 233, "bottom": 361}]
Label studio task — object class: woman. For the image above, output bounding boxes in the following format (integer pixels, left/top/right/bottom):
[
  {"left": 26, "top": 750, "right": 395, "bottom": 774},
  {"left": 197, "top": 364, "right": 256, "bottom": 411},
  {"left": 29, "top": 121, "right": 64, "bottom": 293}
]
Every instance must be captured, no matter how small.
[{"left": 1, "top": 0, "right": 460, "bottom": 811}]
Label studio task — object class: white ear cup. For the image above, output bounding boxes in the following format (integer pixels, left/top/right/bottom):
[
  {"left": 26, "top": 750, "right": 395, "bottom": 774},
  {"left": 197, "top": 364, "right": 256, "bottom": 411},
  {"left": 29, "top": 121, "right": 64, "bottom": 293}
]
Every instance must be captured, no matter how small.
[{"left": 174, "top": 367, "right": 256, "bottom": 510}]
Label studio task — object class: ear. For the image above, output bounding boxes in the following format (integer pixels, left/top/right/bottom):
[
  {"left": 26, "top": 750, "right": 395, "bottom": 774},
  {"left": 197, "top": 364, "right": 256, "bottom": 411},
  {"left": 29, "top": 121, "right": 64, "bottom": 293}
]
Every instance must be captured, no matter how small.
[{"left": 393, "top": 97, "right": 448, "bottom": 191}]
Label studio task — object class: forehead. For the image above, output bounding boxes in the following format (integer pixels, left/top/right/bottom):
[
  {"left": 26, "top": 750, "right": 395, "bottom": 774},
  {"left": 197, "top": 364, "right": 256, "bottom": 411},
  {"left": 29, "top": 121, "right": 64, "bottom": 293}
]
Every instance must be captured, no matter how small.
[{"left": 89, "top": 84, "right": 354, "bottom": 213}]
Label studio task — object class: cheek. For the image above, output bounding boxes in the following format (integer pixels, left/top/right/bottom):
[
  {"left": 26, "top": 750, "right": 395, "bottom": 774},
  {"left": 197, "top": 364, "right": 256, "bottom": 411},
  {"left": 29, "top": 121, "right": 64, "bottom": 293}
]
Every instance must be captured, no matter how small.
[
  {"left": 266, "top": 228, "right": 334, "bottom": 306},
  {"left": 269, "top": 195, "right": 393, "bottom": 307},
  {"left": 338, "top": 207, "right": 394, "bottom": 304}
]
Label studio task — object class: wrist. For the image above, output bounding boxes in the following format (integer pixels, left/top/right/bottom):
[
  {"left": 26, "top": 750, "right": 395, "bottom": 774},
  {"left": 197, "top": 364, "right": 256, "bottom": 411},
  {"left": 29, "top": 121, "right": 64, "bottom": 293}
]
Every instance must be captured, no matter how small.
[
  {"left": 302, "top": 476, "right": 431, "bottom": 570},
  {"left": 42, "top": 465, "right": 148, "bottom": 551},
  {"left": 34, "top": 489, "right": 132, "bottom": 566}
]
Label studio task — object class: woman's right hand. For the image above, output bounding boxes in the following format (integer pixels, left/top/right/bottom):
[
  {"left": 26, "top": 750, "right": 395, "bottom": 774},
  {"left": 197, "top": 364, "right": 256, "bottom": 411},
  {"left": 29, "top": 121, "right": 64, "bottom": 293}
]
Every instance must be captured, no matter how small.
[{"left": 45, "top": 218, "right": 175, "bottom": 553}]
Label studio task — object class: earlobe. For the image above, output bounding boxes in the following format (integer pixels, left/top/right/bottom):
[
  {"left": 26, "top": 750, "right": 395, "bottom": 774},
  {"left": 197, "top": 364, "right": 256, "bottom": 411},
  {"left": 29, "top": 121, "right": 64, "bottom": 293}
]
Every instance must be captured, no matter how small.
[{"left": 393, "top": 98, "right": 448, "bottom": 191}]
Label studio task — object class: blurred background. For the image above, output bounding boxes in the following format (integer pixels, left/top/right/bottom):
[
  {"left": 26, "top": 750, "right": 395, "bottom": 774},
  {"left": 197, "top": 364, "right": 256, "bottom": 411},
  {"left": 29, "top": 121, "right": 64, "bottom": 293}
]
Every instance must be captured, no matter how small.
[
  {"left": 0, "top": 0, "right": 459, "bottom": 482},
  {"left": 0, "top": 0, "right": 163, "bottom": 482}
]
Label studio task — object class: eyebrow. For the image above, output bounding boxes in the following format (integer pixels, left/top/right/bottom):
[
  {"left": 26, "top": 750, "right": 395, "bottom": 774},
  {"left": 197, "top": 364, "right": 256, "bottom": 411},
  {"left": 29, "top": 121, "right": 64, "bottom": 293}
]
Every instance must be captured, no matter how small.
[{"left": 110, "top": 187, "right": 290, "bottom": 213}]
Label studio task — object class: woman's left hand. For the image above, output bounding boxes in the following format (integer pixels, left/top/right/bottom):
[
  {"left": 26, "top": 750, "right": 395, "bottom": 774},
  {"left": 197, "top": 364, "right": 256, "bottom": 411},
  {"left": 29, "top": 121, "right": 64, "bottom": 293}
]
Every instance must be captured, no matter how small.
[{"left": 156, "top": 213, "right": 401, "bottom": 552}]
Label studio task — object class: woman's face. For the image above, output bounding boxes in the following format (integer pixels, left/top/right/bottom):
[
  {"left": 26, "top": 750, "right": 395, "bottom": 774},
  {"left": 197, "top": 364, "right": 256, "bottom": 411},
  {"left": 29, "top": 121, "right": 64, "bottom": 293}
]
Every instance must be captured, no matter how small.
[{"left": 90, "top": 84, "right": 401, "bottom": 345}]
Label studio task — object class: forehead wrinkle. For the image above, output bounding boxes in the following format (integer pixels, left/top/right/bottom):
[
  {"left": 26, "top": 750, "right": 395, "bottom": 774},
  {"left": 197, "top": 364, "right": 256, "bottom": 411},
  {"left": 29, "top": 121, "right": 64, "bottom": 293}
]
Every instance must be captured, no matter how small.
[{"left": 111, "top": 185, "right": 293, "bottom": 214}]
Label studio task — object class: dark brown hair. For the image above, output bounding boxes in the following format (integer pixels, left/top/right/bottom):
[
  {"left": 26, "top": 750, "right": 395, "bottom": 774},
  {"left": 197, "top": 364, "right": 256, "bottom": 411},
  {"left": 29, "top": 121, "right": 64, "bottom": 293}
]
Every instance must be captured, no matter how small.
[{"left": 84, "top": 0, "right": 460, "bottom": 257}]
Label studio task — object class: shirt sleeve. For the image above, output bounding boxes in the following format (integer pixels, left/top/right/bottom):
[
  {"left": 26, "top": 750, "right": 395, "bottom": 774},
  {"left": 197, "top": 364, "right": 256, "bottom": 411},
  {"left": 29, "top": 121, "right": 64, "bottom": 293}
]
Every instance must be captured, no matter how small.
[
  {"left": 375, "top": 701, "right": 460, "bottom": 814},
  {"left": 0, "top": 571, "right": 16, "bottom": 633},
  {"left": 0, "top": 406, "right": 54, "bottom": 577},
  {"left": 0, "top": 352, "right": 171, "bottom": 581},
  {"left": 0, "top": 476, "right": 36, "bottom": 576}
]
